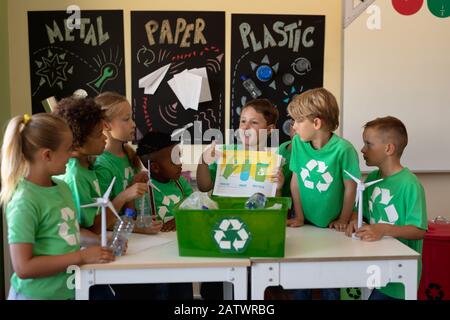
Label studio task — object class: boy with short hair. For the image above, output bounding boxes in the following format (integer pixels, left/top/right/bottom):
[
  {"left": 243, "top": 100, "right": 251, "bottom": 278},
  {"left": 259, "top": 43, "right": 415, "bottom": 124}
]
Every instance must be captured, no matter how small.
[
  {"left": 287, "top": 88, "right": 360, "bottom": 300},
  {"left": 346, "top": 116, "right": 427, "bottom": 300},
  {"left": 136, "top": 131, "right": 193, "bottom": 299},
  {"left": 287, "top": 88, "right": 360, "bottom": 231}
]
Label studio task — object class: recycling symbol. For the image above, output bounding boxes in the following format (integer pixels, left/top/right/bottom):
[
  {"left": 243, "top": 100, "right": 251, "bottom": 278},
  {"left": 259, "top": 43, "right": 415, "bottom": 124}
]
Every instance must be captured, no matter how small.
[
  {"left": 425, "top": 283, "right": 445, "bottom": 300},
  {"left": 369, "top": 187, "right": 399, "bottom": 225},
  {"left": 300, "top": 159, "right": 334, "bottom": 193},
  {"left": 123, "top": 167, "right": 133, "bottom": 190},
  {"left": 212, "top": 218, "right": 251, "bottom": 253},
  {"left": 346, "top": 287, "right": 362, "bottom": 300},
  {"left": 58, "top": 207, "right": 80, "bottom": 246},
  {"left": 158, "top": 194, "right": 181, "bottom": 222}
]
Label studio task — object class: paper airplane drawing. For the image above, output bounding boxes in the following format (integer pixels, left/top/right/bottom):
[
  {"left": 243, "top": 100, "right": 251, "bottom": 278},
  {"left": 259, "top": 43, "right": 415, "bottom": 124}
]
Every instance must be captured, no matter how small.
[
  {"left": 168, "top": 67, "right": 212, "bottom": 111},
  {"left": 138, "top": 63, "right": 171, "bottom": 95}
]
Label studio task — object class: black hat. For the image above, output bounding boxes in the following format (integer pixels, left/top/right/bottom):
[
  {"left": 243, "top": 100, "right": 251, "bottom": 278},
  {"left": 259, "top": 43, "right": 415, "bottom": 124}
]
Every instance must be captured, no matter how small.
[{"left": 136, "top": 131, "right": 178, "bottom": 156}]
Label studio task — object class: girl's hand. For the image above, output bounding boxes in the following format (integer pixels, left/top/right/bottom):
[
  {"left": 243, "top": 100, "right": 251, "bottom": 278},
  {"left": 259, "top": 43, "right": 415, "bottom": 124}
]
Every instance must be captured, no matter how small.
[
  {"left": 132, "top": 171, "right": 149, "bottom": 184},
  {"left": 125, "top": 182, "right": 148, "bottom": 201},
  {"left": 144, "top": 220, "right": 163, "bottom": 234},
  {"left": 79, "top": 246, "right": 115, "bottom": 264}
]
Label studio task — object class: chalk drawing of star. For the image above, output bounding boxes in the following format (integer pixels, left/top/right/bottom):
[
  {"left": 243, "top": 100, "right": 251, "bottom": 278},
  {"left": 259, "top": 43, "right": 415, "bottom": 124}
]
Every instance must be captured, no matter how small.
[{"left": 36, "top": 54, "right": 68, "bottom": 88}]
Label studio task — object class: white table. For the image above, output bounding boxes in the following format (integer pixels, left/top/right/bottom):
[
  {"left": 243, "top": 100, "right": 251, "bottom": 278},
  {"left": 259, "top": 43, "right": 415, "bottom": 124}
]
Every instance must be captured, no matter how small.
[
  {"left": 75, "top": 232, "right": 249, "bottom": 300},
  {"left": 251, "top": 226, "right": 420, "bottom": 300}
]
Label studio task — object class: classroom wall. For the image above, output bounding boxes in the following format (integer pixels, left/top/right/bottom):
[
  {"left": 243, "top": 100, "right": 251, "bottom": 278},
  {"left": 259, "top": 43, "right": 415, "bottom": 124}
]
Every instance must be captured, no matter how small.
[{"left": 343, "top": 1, "right": 450, "bottom": 221}]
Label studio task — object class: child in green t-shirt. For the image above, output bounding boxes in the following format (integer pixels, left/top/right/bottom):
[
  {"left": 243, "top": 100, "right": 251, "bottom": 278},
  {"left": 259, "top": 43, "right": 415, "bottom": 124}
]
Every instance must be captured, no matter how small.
[
  {"left": 287, "top": 88, "right": 360, "bottom": 231},
  {"left": 56, "top": 96, "right": 160, "bottom": 235},
  {"left": 197, "top": 98, "right": 283, "bottom": 194},
  {"left": 346, "top": 116, "right": 427, "bottom": 300},
  {"left": 136, "top": 131, "right": 194, "bottom": 299},
  {"left": 287, "top": 88, "right": 360, "bottom": 300},
  {"left": 1, "top": 113, "right": 114, "bottom": 300},
  {"left": 136, "top": 131, "right": 193, "bottom": 232},
  {"left": 94, "top": 92, "right": 149, "bottom": 209}
]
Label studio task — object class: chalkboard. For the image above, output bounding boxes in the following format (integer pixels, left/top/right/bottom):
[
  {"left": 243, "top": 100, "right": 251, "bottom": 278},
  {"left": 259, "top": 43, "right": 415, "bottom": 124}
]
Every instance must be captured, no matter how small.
[
  {"left": 131, "top": 11, "right": 225, "bottom": 144},
  {"left": 230, "top": 14, "right": 325, "bottom": 143},
  {"left": 28, "top": 10, "right": 126, "bottom": 114}
]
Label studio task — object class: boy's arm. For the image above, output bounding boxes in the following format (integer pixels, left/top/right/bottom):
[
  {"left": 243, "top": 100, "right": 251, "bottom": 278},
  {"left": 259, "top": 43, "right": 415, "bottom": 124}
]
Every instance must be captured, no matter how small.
[
  {"left": 356, "top": 224, "right": 426, "bottom": 242},
  {"left": 196, "top": 161, "right": 214, "bottom": 192},
  {"left": 287, "top": 173, "right": 305, "bottom": 227},
  {"left": 196, "top": 143, "right": 219, "bottom": 192},
  {"left": 329, "top": 179, "right": 357, "bottom": 231}
]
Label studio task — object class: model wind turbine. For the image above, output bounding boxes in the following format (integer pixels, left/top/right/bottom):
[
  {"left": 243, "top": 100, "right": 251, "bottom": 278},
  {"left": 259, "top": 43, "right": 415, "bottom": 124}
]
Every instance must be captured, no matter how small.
[
  {"left": 344, "top": 170, "right": 383, "bottom": 239},
  {"left": 81, "top": 177, "right": 122, "bottom": 247},
  {"left": 171, "top": 122, "right": 193, "bottom": 164},
  {"left": 138, "top": 159, "right": 162, "bottom": 221}
]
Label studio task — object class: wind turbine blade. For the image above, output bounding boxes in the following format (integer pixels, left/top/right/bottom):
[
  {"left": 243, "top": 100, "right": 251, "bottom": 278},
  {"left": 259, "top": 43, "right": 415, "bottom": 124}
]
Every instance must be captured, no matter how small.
[
  {"left": 104, "top": 177, "right": 116, "bottom": 200},
  {"left": 107, "top": 202, "right": 122, "bottom": 221},
  {"left": 80, "top": 202, "right": 99, "bottom": 208},
  {"left": 354, "top": 192, "right": 360, "bottom": 206},
  {"left": 365, "top": 178, "right": 383, "bottom": 188},
  {"left": 171, "top": 122, "right": 193, "bottom": 138},
  {"left": 148, "top": 181, "right": 161, "bottom": 193},
  {"left": 344, "top": 170, "right": 360, "bottom": 184}
]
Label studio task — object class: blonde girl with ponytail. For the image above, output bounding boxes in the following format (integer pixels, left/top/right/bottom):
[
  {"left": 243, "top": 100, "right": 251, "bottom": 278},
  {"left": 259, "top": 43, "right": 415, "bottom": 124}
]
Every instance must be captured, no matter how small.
[{"left": 1, "top": 113, "right": 114, "bottom": 300}]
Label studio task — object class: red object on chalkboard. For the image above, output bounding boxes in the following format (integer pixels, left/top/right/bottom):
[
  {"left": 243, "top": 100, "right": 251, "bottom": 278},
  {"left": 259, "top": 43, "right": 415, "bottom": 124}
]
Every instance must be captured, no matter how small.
[
  {"left": 392, "top": 0, "right": 424, "bottom": 15},
  {"left": 418, "top": 217, "right": 450, "bottom": 300}
]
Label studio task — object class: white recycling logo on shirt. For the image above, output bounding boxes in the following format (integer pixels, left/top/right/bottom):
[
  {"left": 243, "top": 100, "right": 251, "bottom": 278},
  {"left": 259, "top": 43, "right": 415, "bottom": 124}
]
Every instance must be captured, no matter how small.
[
  {"left": 300, "top": 159, "right": 334, "bottom": 193},
  {"left": 58, "top": 207, "right": 80, "bottom": 246},
  {"left": 93, "top": 179, "right": 101, "bottom": 196},
  {"left": 123, "top": 167, "right": 133, "bottom": 190},
  {"left": 369, "top": 187, "right": 399, "bottom": 225},
  {"left": 212, "top": 218, "right": 251, "bottom": 253},
  {"left": 158, "top": 194, "right": 181, "bottom": 222}
]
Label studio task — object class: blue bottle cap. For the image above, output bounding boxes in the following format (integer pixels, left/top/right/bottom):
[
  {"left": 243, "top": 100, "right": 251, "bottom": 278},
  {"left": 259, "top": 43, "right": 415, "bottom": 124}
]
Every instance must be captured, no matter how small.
[
  {"left": 125, "top": 208, "right": 136, "bottom": 218},
  {"left": 256, "top": 65, "right": 273, "bottom": 82}
]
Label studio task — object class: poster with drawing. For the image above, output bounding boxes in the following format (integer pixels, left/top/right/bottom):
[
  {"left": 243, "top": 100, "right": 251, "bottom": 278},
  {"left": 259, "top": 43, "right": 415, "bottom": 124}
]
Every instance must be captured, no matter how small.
[
  {"left": 213, "top": 148, "right": 283, "bottom": 197},
  {"left": 230, "top": 14, "right": 325, "bottom": 144},
  {"left": 27, "top": 10, "right": 125, "bottom": 114},
  {"left": 131, "top": 11, "right": 225, "bottom": 143}
]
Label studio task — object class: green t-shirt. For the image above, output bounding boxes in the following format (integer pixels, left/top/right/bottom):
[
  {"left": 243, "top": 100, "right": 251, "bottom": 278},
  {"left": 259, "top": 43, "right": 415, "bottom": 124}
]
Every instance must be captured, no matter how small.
[
  {"left": 61, "top": 158, "right": 101, "bottom": 228},
  {"left": 6, "top": 178, "right": 81, "bottom": 300},
  {"left": 289, "top": 134, "right": 361, "bottom": 227},
  {"left": 277, "top": 140, "right": 293, "bottom": 198},
  {"left": 147, "top": 177, "right": 193, "bottom": 223},
  {"left": 94, "top": 151, "right": 136, "bottom": 200},
  {"left": 363, "top": 168, "right": 428, "bottom": 299}
]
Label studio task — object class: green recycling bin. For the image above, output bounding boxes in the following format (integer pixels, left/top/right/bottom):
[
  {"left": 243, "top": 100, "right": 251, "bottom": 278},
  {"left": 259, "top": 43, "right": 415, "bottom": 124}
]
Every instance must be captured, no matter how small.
[{"left": 173, "top": 196, "right": 291, "bottom": 258}]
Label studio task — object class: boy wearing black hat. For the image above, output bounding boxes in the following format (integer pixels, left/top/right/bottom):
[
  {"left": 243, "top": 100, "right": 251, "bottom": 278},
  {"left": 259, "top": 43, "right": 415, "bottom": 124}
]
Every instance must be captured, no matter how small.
[
  {"left": 136, "top": 131, "right": 194, "bottom": 299},
  {"left": 137, "top": 131, "right": 193, "bottom": 232}
]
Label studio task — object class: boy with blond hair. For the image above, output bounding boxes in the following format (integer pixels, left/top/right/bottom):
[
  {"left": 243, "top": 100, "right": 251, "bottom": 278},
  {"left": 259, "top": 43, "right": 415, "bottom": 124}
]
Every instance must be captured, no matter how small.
[
  {"left": 287, "top": 88, "right": 360, "bottom": 300},
  {"left": 287, "top": 88, "right": 360, "bottom": 230},
  {"left": 346, "top": 116, "right": 427, "bottom": 300}
]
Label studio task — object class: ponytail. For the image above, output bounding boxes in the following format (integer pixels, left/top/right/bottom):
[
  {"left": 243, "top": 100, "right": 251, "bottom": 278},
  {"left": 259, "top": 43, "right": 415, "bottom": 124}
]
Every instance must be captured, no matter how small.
[{"left": 0, "top": 113, "right": 69, "bottom": 205}]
